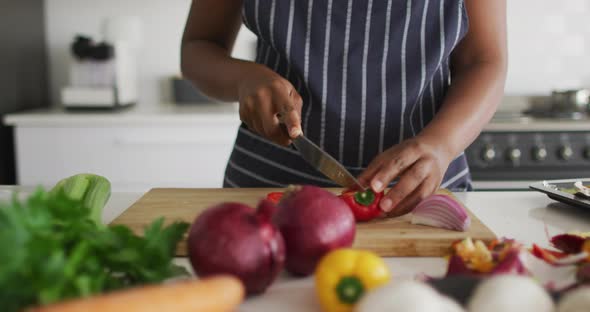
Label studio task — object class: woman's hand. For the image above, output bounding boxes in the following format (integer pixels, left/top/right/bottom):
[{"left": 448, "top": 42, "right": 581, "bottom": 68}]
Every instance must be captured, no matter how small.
[
  {"left": 358, "top": 136, "right": 454, "bottom": 217},
  {"left": 238, "top": 65, "right": 303, "bottom": 146},
  {"left": 356, "top": 0, "right": 507, "bottom": 218}
]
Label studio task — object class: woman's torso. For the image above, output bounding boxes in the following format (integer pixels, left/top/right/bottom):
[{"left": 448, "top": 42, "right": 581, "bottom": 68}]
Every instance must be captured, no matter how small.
[{"left": 224, "top": 0, "right": 472, "bottom": 191}]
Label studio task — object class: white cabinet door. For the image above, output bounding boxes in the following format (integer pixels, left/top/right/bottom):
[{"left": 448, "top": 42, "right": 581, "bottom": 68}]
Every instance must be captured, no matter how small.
[{"left": 14, "top": 123, "right": 240, "bottom": 192}]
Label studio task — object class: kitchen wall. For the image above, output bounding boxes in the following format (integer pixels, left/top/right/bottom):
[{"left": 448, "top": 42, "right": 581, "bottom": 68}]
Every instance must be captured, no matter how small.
[
  {"left": 506, "top": 0, "right": 590, "bottom": 96},
  {"left": 44, "top": 0, "right": 256, "bottom": 107},
  {"left": 44, "top": 0, "right": 590, "bottom": 108}
]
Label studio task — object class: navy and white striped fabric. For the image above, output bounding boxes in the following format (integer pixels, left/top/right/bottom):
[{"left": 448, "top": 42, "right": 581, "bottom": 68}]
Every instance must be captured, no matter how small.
[{"left": 224, "top": 0, "right": 472, "bottom": 191}]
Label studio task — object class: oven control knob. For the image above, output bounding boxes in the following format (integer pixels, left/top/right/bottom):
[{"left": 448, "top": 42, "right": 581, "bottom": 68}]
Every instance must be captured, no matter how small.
[
  {"left": 507, "top": 147, "right": 522, "bottom": 163},
  {"left": 559, "top": 145, "right": 574, "bottom": 160},
  {"left": 532, "top": 146, "right": 548, "bottom": 162},
  {"left": 481, "top": 145, "right": 496, "bottom": 163}
]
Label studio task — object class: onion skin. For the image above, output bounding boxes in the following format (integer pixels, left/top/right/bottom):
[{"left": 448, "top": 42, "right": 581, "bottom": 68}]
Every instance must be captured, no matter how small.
[
  {"left": 411, "top": 194, "right": 471, "bottom": 232},
  {"left": 446, "top": 239, "right": 528, "bottom": 277},
  {"left": 551, "top": 234, "right": 587, "bottom": 254},
  {"left": 490, "top": 248, "right": 527, "bottom": 275},
  {"left": 273, "top": 185, "right": 356, "bottom": 276},
  {"left": 447, "top": 255, "right": 475, "bottom": 276},
  {"left": 187, "top": 201, "right": 285, "bottom": 295}
]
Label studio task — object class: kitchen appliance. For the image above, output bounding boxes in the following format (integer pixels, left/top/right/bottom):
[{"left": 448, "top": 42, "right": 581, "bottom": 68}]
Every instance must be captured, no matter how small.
[
  {"left": 466, "top": 94, "right": 590, "bottom": 190},
  {"left": 61, "top": 17, "right": 142, "bottom": 110},
  {"left": 0, "top": 1, "right": 48, "bottom": 184},
  {"left": 525, "top": 89, "right": 590, "bottom": 119},
  {"left": 292, "top": 134, "right": 365, "bottom": 190},
  {"left": 111, "top": 188, "right": 496, "bottom": 257},
  {"left": 172, "top": 77, "right": 212, "bottom": 104}
]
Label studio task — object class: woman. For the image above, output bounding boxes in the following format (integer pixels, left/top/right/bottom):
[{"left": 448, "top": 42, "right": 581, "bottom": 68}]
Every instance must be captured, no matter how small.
[{"left": 181, "top": 0, "right": 507, "bottom": 216}]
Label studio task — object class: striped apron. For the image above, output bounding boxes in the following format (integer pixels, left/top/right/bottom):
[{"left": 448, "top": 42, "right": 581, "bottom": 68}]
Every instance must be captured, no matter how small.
[{"left": 224, "top": 0, "right": 472, "bottom": 191}]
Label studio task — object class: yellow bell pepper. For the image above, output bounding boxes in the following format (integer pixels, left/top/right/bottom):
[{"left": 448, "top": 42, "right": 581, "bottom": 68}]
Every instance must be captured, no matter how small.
[{"left": 315, "top": 249, "right": 391, "bottom": 312}]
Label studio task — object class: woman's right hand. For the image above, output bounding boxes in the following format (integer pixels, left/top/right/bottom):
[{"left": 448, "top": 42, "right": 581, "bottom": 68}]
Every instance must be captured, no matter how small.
[{"left": 237, "top": 65, "right": 303, "bottom": 146}]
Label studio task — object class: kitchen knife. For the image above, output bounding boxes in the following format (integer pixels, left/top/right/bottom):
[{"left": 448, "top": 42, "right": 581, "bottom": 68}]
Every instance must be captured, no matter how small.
[{"left": 292, "top": 134, "right": 365, "bottom": 190}]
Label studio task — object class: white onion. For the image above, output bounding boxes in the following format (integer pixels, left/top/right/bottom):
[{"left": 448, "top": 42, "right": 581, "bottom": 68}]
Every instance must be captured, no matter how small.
[
  {"left": 355, "top": 280, "right": 464, "bottom": 312},
  {"left": 467, "top": 275, "right": 554, "bottom": 312},
  {"left": 557, "top": 286, "right": 590, "bottom": 312}
]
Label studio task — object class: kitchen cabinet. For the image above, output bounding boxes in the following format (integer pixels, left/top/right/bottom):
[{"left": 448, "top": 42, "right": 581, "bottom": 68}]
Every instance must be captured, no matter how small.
[
  {"left": 4, "top": 104, "right": 241, "bottom": 192},
  {"left": 0, "top": 0, "right": 49, "bottom": 184}
]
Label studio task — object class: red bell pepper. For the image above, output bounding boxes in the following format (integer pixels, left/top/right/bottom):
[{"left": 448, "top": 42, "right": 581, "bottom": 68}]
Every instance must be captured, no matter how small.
[
  {"left": 531, "top": 244, "right": 569, "bottom": 264},
  {"left": 339, "top": 189, "right": 384, "bottom": 222},
  {"left": 266, "top": 192, "right": 284, "bottom": 205}
]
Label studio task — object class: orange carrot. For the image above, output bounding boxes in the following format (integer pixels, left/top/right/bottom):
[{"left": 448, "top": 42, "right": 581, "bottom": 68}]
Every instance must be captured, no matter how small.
[{"left": 29, "top": 276, "right": 244, "bottom": 312}]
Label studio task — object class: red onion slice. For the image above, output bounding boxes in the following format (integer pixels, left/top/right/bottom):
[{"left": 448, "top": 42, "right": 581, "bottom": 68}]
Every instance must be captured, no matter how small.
[{"left": 411, "top": 194, "right": 471, "bottom": 232}]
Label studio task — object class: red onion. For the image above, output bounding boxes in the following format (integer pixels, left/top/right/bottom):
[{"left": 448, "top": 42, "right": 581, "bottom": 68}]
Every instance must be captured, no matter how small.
[
  {"left": 447, "top": 254, "right": 474, "bottom": 276},
  {"left": 273, "top": 185, "right": 356, "bottom": 276},
  {"left": 187, "top": 200, "right": 285, "bottom": 295},
  {"left": 551, "top": 234, "right": 587, "bottom": 254},
  {"left": 411, "top": 194, "right": 471, "bottom": 232},
  {"left": 491, "top": 248, "right": 527, "bottom": 275}
]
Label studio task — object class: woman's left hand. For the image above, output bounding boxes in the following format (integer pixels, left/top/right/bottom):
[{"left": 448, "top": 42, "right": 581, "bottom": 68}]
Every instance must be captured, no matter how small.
[{"left": 358, "top": 136, "right": 454, "bottom": 217}]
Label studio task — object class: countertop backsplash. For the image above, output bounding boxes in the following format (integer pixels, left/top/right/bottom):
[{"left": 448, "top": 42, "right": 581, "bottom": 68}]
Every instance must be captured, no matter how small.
[
  {"left": 44, "top": 0, "right": 590, "bottom": 111},
  {"left": 505, "top": 0, "right": 590, "bottom": 96},
  {"left": 44, "top": 0, "right": 257, "bottom": 109}
]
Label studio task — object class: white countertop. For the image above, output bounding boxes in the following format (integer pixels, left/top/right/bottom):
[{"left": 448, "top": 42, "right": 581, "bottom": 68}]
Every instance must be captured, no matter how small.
[
  {"left": 6, "top": 99, "right": 590, "bottom": 131},
  {"left": 472, "top": 180, "right": 537, "bottom": 190},
  {"left": 3, "top": 91, "right": 590, "bottom": 130},
  {"left": 483, "top": 118, "right": 590, "bottom": 132},
  {"left": 2, "top": 103, "right": 240, "bottom": 127},
  {"left": 2, "top": 186, "right": 590, "bottom": 311}
]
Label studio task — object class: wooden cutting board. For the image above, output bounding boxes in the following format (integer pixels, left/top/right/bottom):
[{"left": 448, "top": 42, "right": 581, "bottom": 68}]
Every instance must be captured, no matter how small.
[{"left": 111, "top": 188, "right": 496, "bottom": 257}]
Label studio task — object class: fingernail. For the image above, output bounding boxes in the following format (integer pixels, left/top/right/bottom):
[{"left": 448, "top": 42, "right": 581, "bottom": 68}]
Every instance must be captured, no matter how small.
[
  {"left": 380, "top": 198, "right": 393, "bottom": 212},
  {"left": 372, "top": 180, "right": 383, "bottom": 192},
  {"left": 290, "top": 127, "right": 301, "bottom": 138}
]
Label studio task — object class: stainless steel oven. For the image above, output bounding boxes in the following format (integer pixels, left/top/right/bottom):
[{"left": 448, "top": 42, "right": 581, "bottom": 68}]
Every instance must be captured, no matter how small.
[{"left": 466, "top": 110, "right": 590, "bottom": 190}]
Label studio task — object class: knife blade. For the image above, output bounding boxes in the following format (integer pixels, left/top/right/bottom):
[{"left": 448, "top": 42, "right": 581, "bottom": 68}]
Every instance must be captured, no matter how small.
[{"left": 292, "top": 134, "right": 365, "bottom": 190}]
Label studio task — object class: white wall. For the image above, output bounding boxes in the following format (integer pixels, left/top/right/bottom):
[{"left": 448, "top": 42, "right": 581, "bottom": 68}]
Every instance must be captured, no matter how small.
[
  {"left": 44, "top": 0, "right": 590, "bottom": 108},
  {"left": 506, "top": 0, "right": 590, "bottom": 95},
  {"left": 44, "top": 0, "right": 256, "bottom": 108}
]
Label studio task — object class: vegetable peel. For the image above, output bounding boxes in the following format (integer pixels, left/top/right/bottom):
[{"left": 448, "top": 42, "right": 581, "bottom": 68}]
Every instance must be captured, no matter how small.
[
  {"left": 551, "top": 233, "right": 589, "bottom": 254},
  {"left": 446, "top": 238, "right": 527, "bottom": 276}
]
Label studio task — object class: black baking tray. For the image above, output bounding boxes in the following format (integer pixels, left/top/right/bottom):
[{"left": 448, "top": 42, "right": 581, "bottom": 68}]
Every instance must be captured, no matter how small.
[{"left": 529, "top": 178, "right": 590, "bottom": 210}]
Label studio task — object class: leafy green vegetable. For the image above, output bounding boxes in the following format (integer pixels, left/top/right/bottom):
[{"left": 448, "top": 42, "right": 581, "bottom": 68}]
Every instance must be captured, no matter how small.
[{"left": 0, "top": 184, "right": 189, "bottom": 312}]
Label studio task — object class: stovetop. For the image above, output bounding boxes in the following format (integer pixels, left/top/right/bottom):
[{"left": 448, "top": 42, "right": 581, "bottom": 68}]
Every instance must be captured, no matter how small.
[
  {"left": 484, "top": 110, "right": 590, "bottom": 132},
  {"left": 467, "top": 110, "right": 590, "bottom": 183}
]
